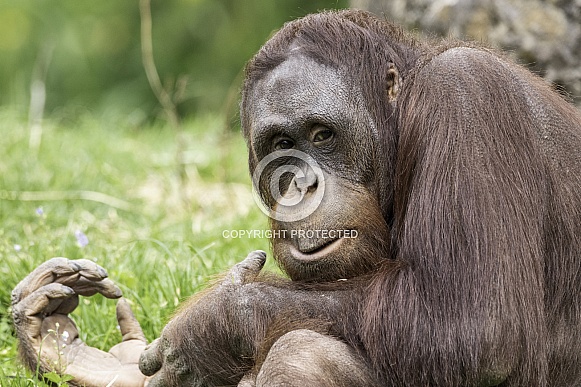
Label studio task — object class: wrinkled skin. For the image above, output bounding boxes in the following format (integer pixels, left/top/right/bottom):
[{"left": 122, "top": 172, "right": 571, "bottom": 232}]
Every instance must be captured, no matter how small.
[
  {"left": 11, "top": 258, "right": 148, "bottom": 387},
  {"left": 249, "top": 54, "right": 391, "bottom": 282},
  {"left": 137, "top": 251, "right": 380, "bottom": 387},
  {"left": 13, "top": 252, "right": 377, "bottom": 386},
  {"left": 12, "top": 9, "right": 581, "bottom": 387}
]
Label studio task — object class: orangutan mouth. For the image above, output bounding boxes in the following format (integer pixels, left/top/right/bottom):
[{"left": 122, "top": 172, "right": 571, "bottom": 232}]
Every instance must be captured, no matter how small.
[{"left": 291, "top": 237, "right": 344, "bottom": 261}]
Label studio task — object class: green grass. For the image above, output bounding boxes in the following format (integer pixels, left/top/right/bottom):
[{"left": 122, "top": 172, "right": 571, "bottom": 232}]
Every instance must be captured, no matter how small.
[{"left": 0, "top": 109, "right": 274, "bottom": 385}]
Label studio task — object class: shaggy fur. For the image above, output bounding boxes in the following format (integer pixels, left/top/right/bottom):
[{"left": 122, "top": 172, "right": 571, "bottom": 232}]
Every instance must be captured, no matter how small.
[
  {"left": 128, "top": 9, "right": 581, "bottom": 387},
  {"left": 238, "top": 9, "right": 581, "bottom": 386}
]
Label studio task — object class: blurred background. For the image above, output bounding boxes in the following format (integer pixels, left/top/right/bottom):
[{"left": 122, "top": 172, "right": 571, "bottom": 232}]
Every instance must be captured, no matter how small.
[
  {"left": 0, "top": 0, "right": 350, "bottom": 127},
  {"left": 1, "top": 0, "right": 578, "bottom": 129}
]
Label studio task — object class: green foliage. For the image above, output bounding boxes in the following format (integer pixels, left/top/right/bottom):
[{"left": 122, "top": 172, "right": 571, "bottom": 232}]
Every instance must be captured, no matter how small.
[
  {"left": 42, "top": 372, "right": 74, "bottom": 386},
  {"left": 0, "top": 0, "right": 348, "bottom": 122},
  {"left": 0, "top": 110, "right": 276, "bottom": 385}
]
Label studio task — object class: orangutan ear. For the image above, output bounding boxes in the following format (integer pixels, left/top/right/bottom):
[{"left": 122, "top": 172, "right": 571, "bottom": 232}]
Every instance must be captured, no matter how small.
[{"left": 387, "top": 62, "right": 400, "bottom": 103}]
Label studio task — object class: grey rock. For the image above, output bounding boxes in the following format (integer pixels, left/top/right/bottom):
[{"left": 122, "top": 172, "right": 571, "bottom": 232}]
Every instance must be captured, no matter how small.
[{"left": 351, "top": 0, "right": 581, "bottom": 106}]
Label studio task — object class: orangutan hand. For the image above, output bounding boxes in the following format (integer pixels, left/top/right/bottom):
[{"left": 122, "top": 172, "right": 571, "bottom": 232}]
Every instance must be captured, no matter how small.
[
  {"left": 11, "top": 258, "right": 149, "bottom": 387},
  {"left": 139, "top": 250, "right": 267, "bottom": 387}
]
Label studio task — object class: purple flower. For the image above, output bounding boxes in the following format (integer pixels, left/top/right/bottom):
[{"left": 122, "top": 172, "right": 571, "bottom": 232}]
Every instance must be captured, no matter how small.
[
  {"left": 75, "top": 230, "right": 89, "bottom": 248},
  {"left": 36, "top": 207, "right": 44, "bottom": 216}
]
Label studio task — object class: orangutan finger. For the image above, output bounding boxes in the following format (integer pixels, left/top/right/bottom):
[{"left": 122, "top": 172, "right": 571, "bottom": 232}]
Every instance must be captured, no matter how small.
[
  {"left": 69, "top": 258, "right": 110, "bottom": 281},
  {"left": 117, "top": 298, "right": 147, "bottom": 343},
  {"left": 139, "top": 338, "right": 163, "bottom": 376},
  {"left": 16, "top": 283, "right": 75, "bottom": 316},
  {"left": 11, "top": 258, "right": 81, "bottom": 305},
  {"left": 69, "top": 277, "right": 122, "bottom": 299},
  {"left": 225, "top": 250, "right": 266, "bottom": 286},
  {"left": 52, "top": 295, "right": 80, "bottom": 315},
  {"left": 12, "top": 283, "right": 75, "bottom": 340}
]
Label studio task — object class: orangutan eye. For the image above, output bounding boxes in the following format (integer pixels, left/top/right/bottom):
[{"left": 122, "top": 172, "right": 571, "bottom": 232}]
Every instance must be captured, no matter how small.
[
  {"left": 312, "top": 127, "right": 334, "bottom": 144},
  {"left": 274, "top": 138, "right": 295, "bottom": 150}
]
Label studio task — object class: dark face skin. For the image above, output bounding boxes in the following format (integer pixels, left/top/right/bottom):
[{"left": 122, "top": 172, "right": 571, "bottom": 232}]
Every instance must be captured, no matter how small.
[{"left": 246, "top": 54, "right": 390, "bottom": 281}]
